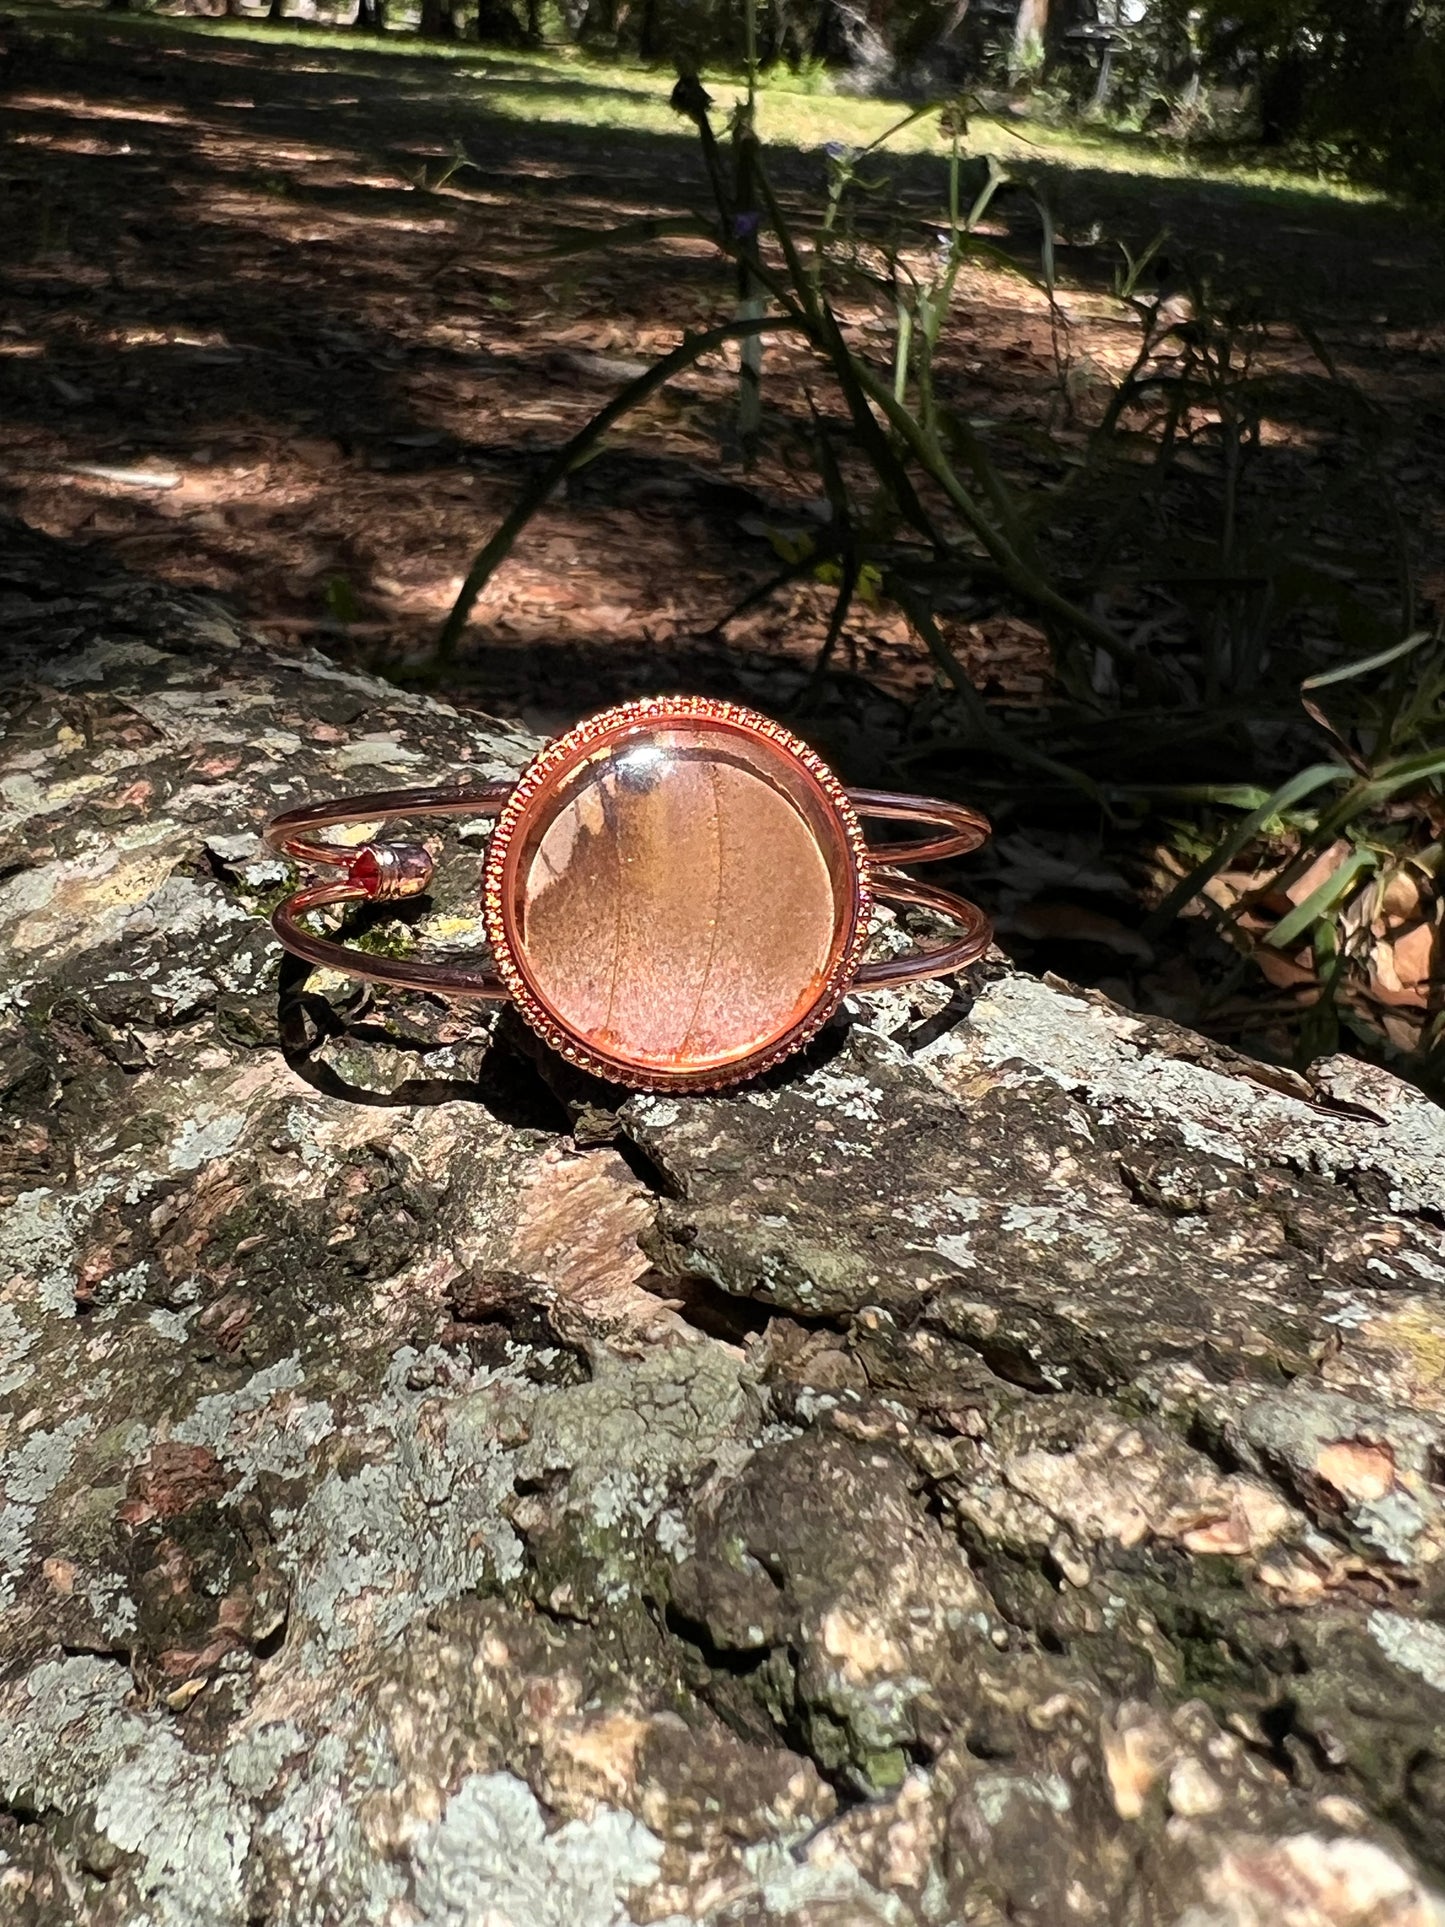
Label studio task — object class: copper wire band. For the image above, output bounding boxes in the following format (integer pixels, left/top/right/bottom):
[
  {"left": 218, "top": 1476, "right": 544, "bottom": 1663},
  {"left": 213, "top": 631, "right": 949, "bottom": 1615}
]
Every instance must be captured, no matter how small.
[
  {"left": 263, "top": 783, "right": 515, "bottom": 867},
  {"left": 852, "top": 872, "right": 992, "bottom": 989},
  {"left": 272, "top": 881, "right": 510, "bottom": 999},
  {"left": 265, "top": 783, "right": 991, "bottom": 999}
]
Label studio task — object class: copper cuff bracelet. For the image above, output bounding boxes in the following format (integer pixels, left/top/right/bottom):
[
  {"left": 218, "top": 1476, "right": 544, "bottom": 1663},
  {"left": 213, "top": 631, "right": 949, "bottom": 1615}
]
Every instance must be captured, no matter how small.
[{"left": 264, "top": 696, "right": 992, "bottom": 1092}]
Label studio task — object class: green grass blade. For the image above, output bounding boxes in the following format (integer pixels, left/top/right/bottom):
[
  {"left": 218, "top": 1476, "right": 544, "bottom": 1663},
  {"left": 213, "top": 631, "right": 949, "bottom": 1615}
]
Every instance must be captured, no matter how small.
[
  {"left": 1300, "top": 630, "right": 1435, "bottom": 694},
  {"left": 1142, "top": 762, "right": 1349, "bottom": 937},
  {"left": 854, "top": 100, "right": 948, "bottom": 161},
  {"left": 1265, "top": 846, "right": 1377, "bottom": 950},
  {"left": 1314, "top": 750, "right": 1445, "bottom": 833},
  {"left": 1151, "top": 784, "right": 1276, "bottom": 809},
  {"left": 434, "top": 314, "right": 784, "bottom": 664}
]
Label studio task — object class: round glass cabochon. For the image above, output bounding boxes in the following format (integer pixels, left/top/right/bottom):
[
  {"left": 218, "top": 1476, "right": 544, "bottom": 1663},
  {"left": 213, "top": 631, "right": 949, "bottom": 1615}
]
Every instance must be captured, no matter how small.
[{"left": 495, "top": 712, "right": 861, "bottom": 1080}]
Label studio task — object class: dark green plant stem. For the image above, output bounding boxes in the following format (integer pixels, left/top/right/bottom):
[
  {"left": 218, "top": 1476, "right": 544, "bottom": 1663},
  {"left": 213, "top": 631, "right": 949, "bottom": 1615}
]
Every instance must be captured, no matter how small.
[
  {"left": 815, "top": 558, "right": 860, "bottom": 677},
  {"left": 806, "top": 400, "right": 862, "bottom": 677},
  {"left": 748, "top": 160, "right": 1128, "bottom": 667},
  {"left": 434, "top": 315, "right": 781, "bottom": 665},
  {"left": 733, "top": 110, "right": 764, "bottom": 464},
  {"left": 890, "top": 586, "right": 994, "bottom": 734},
  {"left": 1141, "top": 761, "right": 1349, "bottom": 937},
  {"left": 749, "top": 166, "right": 950, "bottom": 551},
  {"left": 852, "top": 355, "right": 1134, "bottom": 663}
]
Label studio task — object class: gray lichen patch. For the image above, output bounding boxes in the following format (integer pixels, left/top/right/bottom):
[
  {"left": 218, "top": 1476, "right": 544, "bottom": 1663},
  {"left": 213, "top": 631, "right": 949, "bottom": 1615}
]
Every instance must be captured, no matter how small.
[
  {"left": 926, "top": 971, "right": 1445, "bottom": 1216},
  {"left": 280, "top": 1348, "right": 526, "bottom": 1658},
  {"left": 410, "top": 1771, "right": 663, "bottom": 1927},
  {"left": 452, "top": 1341, "right": 767, "bottom": 1619},
  {"left": 92, "top": 1730, "right": 253, "bottom": 1927}
]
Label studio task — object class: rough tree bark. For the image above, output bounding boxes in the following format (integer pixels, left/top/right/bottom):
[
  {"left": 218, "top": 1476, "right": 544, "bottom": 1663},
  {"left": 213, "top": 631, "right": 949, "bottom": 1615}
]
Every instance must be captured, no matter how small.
[{"left": 3, "top": 516, "right": 1445, "bottom": 1926}]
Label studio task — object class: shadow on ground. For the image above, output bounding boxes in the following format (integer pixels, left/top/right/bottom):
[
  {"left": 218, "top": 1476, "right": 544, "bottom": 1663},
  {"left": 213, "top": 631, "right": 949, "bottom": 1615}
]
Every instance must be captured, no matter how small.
[{"left": 2, "top": 9, "right": 1442, "bottom": 744}]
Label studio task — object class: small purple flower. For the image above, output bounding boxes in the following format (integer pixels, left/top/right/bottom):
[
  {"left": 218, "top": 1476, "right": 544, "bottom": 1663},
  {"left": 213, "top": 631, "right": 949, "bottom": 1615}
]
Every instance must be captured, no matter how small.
[
  {"left": 733, "top": 211, "right": 762, "bottom": 240},
  {"left": 825, "top": 141, "right": 854, "bottom": 162}
]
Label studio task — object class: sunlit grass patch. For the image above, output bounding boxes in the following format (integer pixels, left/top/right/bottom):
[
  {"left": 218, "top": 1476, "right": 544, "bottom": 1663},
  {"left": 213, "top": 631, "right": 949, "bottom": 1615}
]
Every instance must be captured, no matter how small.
[{"left": 19, "top": 2, "right": 1382, "bottom": 206}]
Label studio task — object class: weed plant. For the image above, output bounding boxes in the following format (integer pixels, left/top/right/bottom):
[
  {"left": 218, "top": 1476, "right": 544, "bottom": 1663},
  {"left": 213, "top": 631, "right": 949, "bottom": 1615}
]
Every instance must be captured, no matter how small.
[{"left": 431, "top": 72, "right": 1442, "bottom": 1089}]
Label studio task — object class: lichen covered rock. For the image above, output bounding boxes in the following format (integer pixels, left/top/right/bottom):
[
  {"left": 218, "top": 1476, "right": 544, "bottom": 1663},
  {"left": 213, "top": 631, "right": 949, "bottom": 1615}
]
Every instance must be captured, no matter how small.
[{"left": 3, "top": 521, "right": 1445, "bottom": 1925}]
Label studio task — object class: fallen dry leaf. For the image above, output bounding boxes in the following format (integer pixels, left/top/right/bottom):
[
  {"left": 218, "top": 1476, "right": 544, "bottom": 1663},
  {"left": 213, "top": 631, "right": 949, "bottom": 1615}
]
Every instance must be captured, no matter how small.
[
  {"left": 1369, "top": 921, "right": 1435, "bottom": 1007},
  {"left": 1284, "top": 840, "right": 1355, "bottom": 909},
  {"left": 1314, "top": 1438, "right": 1396, "bottom": 1505}
]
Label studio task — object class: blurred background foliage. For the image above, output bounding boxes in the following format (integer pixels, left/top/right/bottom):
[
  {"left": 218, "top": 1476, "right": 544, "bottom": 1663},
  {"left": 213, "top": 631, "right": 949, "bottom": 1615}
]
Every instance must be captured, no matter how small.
[{"left": 85, "top": 0, "right": 1445, "bottom": 208}]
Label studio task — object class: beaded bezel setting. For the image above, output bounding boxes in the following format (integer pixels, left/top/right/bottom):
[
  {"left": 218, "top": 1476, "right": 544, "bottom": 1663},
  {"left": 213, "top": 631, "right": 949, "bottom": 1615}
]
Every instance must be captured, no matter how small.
[{"left": 480, "top": 696, "right": 873, "bottom": 1092}]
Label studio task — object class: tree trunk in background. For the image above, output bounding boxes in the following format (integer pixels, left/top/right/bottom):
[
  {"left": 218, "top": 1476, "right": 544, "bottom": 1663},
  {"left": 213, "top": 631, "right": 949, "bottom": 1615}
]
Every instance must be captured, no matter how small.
[
  {"left": 419, "top": 0, "right": 457, "bottom": 36},
  {"left": 3, "top": 513, "right": 1445, "bottom": 1925},
  {"left": 475, "top": 0, "right": 528, "bottom": 45},
  {"left": 577, "top": 0, "right": 619, "bottom": 46},
  {"left": 1089, "top": 0, "right": 1120, "bottom": 108},
  {"left": 1010, "top": 0, "right": 1048, "bottom": 76},
  {"left": 811, "top": 0, "right": 891, "bottom": 88}
]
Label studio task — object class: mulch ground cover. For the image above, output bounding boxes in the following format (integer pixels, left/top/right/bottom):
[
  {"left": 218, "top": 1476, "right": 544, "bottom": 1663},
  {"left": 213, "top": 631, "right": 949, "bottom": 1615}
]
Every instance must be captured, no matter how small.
[{"left": 3, "top": 8, "right": 1444, "bottom": 1066}]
